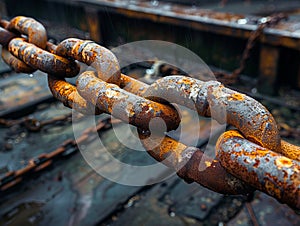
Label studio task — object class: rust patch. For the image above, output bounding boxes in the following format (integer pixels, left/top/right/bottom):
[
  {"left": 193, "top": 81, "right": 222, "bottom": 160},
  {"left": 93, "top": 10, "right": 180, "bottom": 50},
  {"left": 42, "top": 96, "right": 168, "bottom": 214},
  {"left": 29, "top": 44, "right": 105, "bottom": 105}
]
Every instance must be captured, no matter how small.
[
  {"left": 280, "top": 140, "right": 300, "bottom": 161},
  {"left": 205, "top": 161, "right": 212, "bottom": 167},
  {"left": 228, "top": 93, "right": 245, "bottom": 101},
  {"left": 253, "top": 159, "right": 260, "bottom": 168},
  {"left": 265, "top": 179, "right": 282, "bottom": 200},
  {"left": 275, "top": 156, "right": 293, "bottom": 169}
]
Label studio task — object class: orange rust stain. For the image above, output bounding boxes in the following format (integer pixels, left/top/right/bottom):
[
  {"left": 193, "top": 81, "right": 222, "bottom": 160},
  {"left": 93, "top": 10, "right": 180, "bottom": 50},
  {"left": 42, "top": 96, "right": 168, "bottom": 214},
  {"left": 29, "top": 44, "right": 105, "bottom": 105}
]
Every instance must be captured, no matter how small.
[
  {"left": 280, "top": 140, "right": 300, "bottom": 161},
  {"left": 220, "top": 130, "right": 244, "bottom": 141},
  {"left": 205, "top": 161, "right": 212, "bottom": 167},
  {"left": 116, "top": 8, "right": 160, "bottom": 22},
  {"left": 275, "top": 156, "right": 293, "bottom": 169},
  {"left": 290, "top": 172, "right": 300, "bottom": 184},
  {"left": 255, "top": 149, "right": 269, "bottom": 157},
  {"left": 228, "top": 93, "right": 245, "bottom": 101},
  {"left": 247, "top": 151, "right": 260, "bottom": 159},
  {"left": 159, "top": 137, "right": 186, "bottom": 161},
  {"left": 180, "top": 77, "right": 194, "bottom": 85},
  {"left": 215, "top": 130, "right": 244, "bottom": 155},
  {"left": 265, "top": 179, "right": 281, "bottom": 199}
]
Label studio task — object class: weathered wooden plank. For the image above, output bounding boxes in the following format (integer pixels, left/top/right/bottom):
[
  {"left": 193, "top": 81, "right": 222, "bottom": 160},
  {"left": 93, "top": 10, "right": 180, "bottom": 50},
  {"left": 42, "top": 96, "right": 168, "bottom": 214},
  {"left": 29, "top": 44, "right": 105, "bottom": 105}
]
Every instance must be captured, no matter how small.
[{"left": 0, "top": 71, "right": 53, "bottom": 118}]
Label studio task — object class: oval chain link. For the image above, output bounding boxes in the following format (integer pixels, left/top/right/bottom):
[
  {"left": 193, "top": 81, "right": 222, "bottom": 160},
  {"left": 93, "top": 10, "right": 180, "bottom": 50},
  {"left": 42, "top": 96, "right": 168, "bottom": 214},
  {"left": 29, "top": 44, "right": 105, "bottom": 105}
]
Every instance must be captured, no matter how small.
[{"left": 1, "top": 16, "right": 47, "bottom": 74}]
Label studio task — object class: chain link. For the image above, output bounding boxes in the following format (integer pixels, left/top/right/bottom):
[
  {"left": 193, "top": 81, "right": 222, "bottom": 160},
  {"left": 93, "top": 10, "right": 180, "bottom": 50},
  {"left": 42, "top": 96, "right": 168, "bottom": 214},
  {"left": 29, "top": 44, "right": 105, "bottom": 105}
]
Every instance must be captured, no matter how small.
[
  {"left": 9, "top": 38, "right": 80, "bottom": 77},
  {"left": 216, "top": 130, "right": 300, "bottom": 210},
  {"left": 1, "top": 17, "right": 42, "bottom": 74},
  {"left": 0, "top": 16, "right": 299, "bottom": 211}
]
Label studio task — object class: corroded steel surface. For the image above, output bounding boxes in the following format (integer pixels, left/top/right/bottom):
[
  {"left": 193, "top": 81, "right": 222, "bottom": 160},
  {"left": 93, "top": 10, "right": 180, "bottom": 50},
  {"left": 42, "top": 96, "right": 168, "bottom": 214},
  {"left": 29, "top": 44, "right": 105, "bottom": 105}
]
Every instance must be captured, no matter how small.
[
  {"left": 280, "top": 140, "right": 300, "bottom": 161},
  {"left": 4, "top": 0, "right": 300, "bottom": 95},
  {"left": 1, "top": 48, "right": 35, "bottom": 73},
  {"left": 1, "top": 16, "right": 48, "bottom": 75},
  {"left": 143, "top": 76, "right": 281, "bottom": 152},
  {"left": 9, "top": 38, "right": 80, "bottom": 77},
  {"left": 0, "top": 99, "right": 146, "bottom": 225},
  {"left": 216, "top": 130, "right": 300, "bottom": 210},
  {"left": 0, "top": 117, "right": 112, "bottom": 191},
  {"left": 47, "top": 75, "right": 101, "bottom": 115},
  {"left": 77, "top": 71, "right": 180, "bottom": 131},
  {"left": 138, "top": 131, "right": 254, "bottom": 195},
  {"left": 7, "top": 16, "right": 47, "bottom": 49},
  {"left": 120, "top": 73, "right": 149, "bottom": 96},
  {"left": 56, "top": 38, "right": 121, "bottom": 85}
]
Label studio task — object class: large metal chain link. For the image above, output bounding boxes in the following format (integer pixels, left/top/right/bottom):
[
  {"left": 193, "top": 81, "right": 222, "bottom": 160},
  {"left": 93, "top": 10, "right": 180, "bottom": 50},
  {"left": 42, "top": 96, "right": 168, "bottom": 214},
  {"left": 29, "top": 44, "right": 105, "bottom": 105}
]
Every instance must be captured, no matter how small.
[{"left": 0, "top": 16, "right": 299, "bottom": 211}]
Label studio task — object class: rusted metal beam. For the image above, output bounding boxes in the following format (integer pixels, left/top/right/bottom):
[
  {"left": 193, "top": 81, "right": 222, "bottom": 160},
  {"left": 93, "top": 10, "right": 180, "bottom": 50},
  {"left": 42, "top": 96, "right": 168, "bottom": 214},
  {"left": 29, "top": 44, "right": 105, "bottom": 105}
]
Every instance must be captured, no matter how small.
[
  {"left": 258, "top": 44, "right": 280, "bottom": 94},
  {"left": 79, "top": 0, "right": 300, "bottom": 50},
  {"left": 84, "top": 7, "right": 102, "bottom": 43}
]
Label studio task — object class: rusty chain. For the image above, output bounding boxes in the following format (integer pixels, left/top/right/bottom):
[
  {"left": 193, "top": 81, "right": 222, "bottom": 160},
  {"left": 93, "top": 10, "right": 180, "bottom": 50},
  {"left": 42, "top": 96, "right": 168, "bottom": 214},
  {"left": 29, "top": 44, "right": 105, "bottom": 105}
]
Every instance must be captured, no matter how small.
[{"left": 0, "top": 16, "right": 299, "bottom": 211}]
